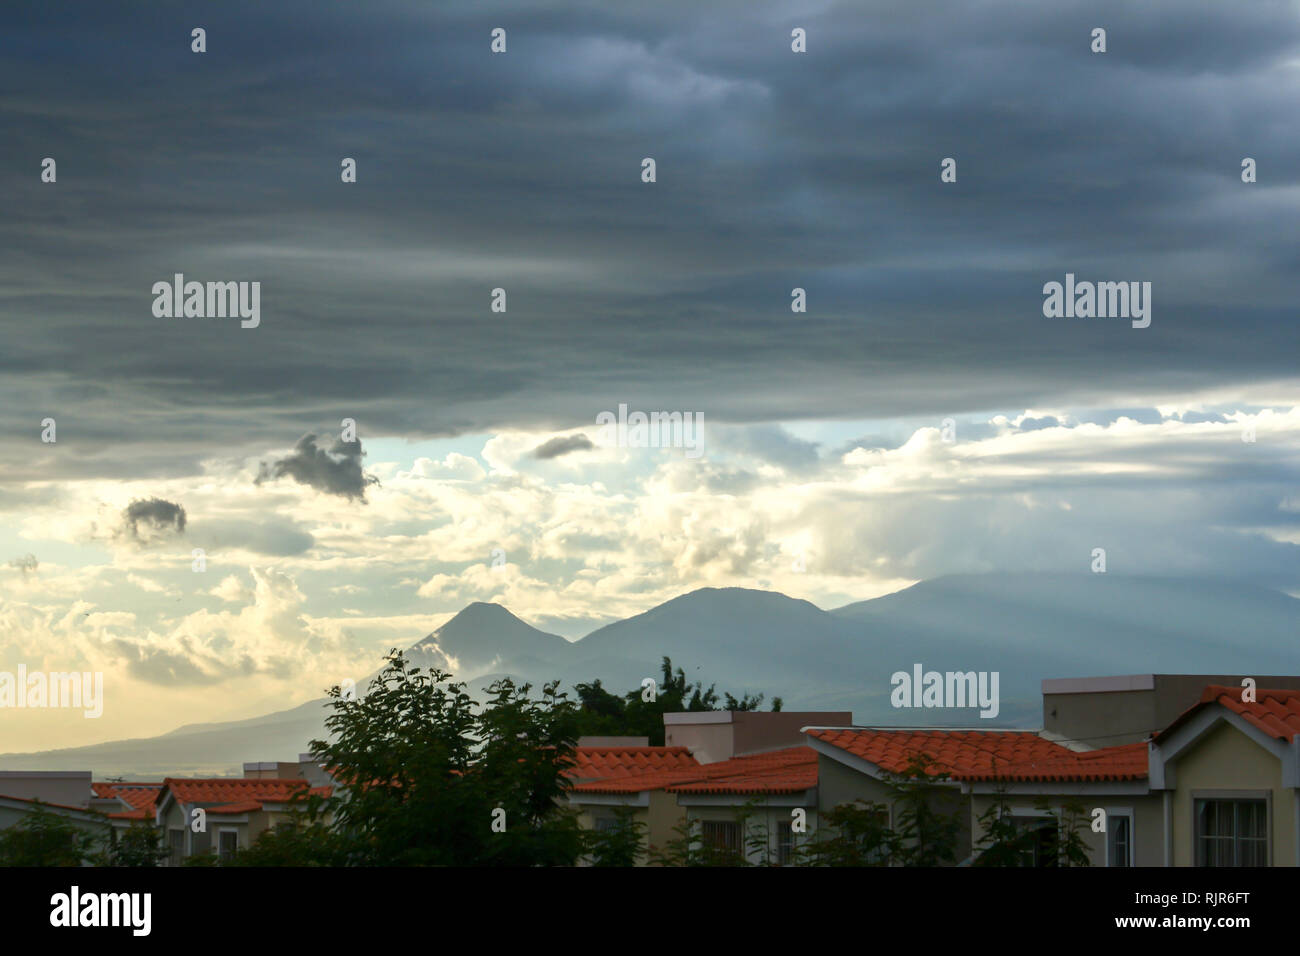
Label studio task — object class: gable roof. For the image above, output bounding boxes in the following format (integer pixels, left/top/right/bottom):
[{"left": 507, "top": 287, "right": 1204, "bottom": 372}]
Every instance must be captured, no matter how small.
[
  {"left": 1156, "top": 685, "right": 1300, "bottom": 744},
  {"left": 156, "top": 777, "right": 331, "bottom": 816},
  {"left": 567, "top": 746, "right": 698, "bottom": 781},
  {"left": 91, "top": 782, "right": 162, "bottom": 820}
]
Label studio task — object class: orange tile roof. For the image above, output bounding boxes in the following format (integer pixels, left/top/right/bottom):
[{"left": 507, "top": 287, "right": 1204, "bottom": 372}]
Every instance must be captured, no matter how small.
[
  {"left": 567, "top": 746, "right": 698, "bottom": 781},
  {"left": 207, "top": 801, "right": 265, "bottom": 815},
  {"left": 956, "top": 742, "right": 1148, "bottom": 782},
  {"left": 806, "top": 728, "right": 1068, "bottom": 777},
  {"left": 92, "top": 782, "right": 163, "bottom": 820},
  {"left": 574, "top": 747, "right": 817, "bottom": 796},
  {"left": 160, "top": 778, "right": 331, "bottom": 811},
  {"left": 668, "top": 747, "right": 818, "bottom": 795},
  {"left": 807, "top": 728, "right": 1148, "bottom": 783},
  {"left": 1157, "top": 685, "right": 1300, "bottom": 743}
]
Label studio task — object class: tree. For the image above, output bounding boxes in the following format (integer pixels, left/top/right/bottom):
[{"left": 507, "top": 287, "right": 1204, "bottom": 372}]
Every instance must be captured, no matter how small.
[
  {"left": 801, "top": 799, "right": 899, "bottom": 866},
  {"left": 575, "top": 657, "right": 778, "bottom": 745},
  {"left": 1036, "top": 798, "right": 1092, "bottom": 867},
  {"left": 972, "top": 782, "right": 1037, "bottom": 866},
  {"left": 0, "top": 802, "right": 102, "bottom": 866},
  {"left": 308, "top": 650, "right": 586, "bottom": 866},
  {"left": 884, "top": 752, "right": 963, "bottom": 867},
  {"left": 228, "top": 817, "right": 346, "bottom": 867},
  {"left": 104, "top": 821, "right": 168, "bottom": 867},
  {"left": 584, "top": 806, "right": 646, "bottom": 867}
]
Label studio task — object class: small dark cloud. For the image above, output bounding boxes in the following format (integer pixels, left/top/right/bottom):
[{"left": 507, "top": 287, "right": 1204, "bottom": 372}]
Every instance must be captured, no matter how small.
[
  {"left": 7, "top": 553, "right": 37, "bottom": 574},
  {"left": 257, "top": 434, "right": 379, "bottom": 501},
  {"left": 122, "top": 498, "right": 186, "bottom": 541},
  {"left": 531, "top": 434, "right": 594, "bottom": 460}
]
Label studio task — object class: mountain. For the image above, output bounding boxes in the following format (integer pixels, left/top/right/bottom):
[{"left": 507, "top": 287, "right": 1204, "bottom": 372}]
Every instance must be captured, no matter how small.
[
  {"left": 3, "top": 574, "right": 1297, "bottom": 775},
  {"left": 403, "top": 601, "right": 572, "bottom": 679}
]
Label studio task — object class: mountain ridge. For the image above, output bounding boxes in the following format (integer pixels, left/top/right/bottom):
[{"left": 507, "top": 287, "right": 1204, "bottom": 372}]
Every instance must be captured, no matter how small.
[{"left": 3, "top": 573, "right": 1297, "bottom": 775}]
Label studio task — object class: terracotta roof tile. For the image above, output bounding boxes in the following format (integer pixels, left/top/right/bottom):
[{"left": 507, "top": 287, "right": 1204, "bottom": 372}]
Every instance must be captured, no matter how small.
[
  {"left": 668, "top": 747, "right": 818, "bottom": 795},
  {"left": 159, "top": 777, "right": 330, "bottom": 813},
  {"left": 567, "top": 746, "right": 698, "bottom": 781},
  {"left": 574, "top": 746, "right": 816, "bottom": 796},
  {"left": 1157, "top": 685, "right": 1300, "bottom": 743},
  {"left": 807, "top": 728, "right": 1148, "bottom": 783}
]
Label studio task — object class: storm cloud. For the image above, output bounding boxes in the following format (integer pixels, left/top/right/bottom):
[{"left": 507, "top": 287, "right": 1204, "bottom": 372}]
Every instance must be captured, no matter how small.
[
  {"left": 257, "top": 434, "right": 380, "bottom": 501},
  {"left": 0, "top": 0, "right": 1296, "bottom": 484},
  {"left": 532, "top": 434, "right": 595, "bottom": 460},
  {"left": 121, "top": 497, "right": 187, "bottom": 541}
]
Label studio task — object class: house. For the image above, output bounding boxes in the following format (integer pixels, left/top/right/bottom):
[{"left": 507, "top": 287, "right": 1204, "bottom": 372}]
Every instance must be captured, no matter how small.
[
  {"left": 154, "top": 776, "right": 332, "bottom": 864},
  {"left": 566, "top": 744, "right": 700, "bottom": 861},
  {"left": 665, "top": 746, "right": 818, "bottom": 864},
  {"left": 1149, "top": 685, "right": 1300, "bottom": 866},
  {"left": 570, "top": 745, "right": 818, "bottom": 864},
  {"left": 803, "top": 679, "right": 1300, "bottom": 867},
  {"left": 567, "top": 714, "right": 841, "bottom": 864}
]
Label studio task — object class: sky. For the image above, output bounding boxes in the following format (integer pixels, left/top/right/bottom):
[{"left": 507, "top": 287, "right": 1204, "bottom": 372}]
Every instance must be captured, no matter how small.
[{"left": 1, "top": 0, "right": 1298, "bottom": 750}]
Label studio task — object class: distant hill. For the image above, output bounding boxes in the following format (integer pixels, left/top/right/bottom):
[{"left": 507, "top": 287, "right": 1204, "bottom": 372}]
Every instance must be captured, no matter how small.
[{"left": 3, "top": 573, "right": 1296, "bottom": 776}]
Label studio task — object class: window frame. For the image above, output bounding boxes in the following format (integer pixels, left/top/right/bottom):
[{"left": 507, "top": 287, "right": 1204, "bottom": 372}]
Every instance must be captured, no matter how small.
[
  {"left": 1104, "top": 806, "right": 1134, "bottom": 867},
  {"left": 1192, "top": 790, "right": 1271, "bottom": 867},
  {"left": 216, "top": 827, "right": 240, "bottom": 862}
]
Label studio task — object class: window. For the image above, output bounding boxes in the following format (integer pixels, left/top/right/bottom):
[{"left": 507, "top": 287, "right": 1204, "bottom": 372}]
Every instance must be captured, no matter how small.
[
  {"left": 1196, "top": 799, "right": 1267, "bottom": 866},
  {"left": 700, "top": 821, "right": 741, "bottom": 854},
  {"left": 594, "top": 816, "right": 621, "bottom": 832},
  {"left": 218, "top": 830, "right": 239, "bottom": 861},
  {"left": 776, "top": 822, "right": 794, "bottom": 865},
  {"left": 168, "top": 828, "right": 185, "bottom": 866},
  {"left": 1011, "top": 816, "right": 1058, "bottom": 867},
  {"left": 1107, "top": 813, "right": 1133, "bottom": 867}
]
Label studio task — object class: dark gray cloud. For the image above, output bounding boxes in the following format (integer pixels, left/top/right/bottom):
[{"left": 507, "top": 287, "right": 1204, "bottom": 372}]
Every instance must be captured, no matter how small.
[
  {"left": 257, "top": 434, "right": 379, "bottom": 501},
  {"left": 531, "top": 434, "right": 594, "bottom": 459},
  {"left": 7, "top": 553, "right": 37, "bottom": 574},
  {"left": 122, "top": 498, "right": 187, "bottom": 541},
  {"left": 0, "top": 0, "right": 1295, "bottom": 487}
]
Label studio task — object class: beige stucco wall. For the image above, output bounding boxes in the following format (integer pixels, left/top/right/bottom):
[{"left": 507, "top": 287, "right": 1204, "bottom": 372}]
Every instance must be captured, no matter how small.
[
  {"left": 1170, "top": 721, "right": 1292, "bottom": 867},
  {"left": 665, "top": 722, "right": 734, "bottom": 764}
]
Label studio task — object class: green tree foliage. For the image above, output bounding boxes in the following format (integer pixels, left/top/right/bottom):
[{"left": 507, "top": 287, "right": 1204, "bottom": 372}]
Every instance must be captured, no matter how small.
[
  {"left": 308, "top": 650, "right": 586, "bottom": 866},
  {"left": 1036, "top": 798, "right": 1093, "bottom": 867},
  {"left": 884, "top": 752, "right": 963, "bottom": 867},
  {"left": 228, "top": 817, "right": 347, "bottom": 867},
  {"left": 972, "top": 782, "right": 1037, "bottom": 866},
  {"left": 584, "top": 806, "right": 647, "bottom": 867},
  {"left": 0, "top": 802, "right": 102, "bottom": 866},
  {"left": 574, "top": 657, "right": 778, "bottom": 745},
  {"left": 104, "top": 821, "right": 168, "bottom": 867},
  {"left": 800, "top": 799, "right": 899, "bottom": 866}
]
